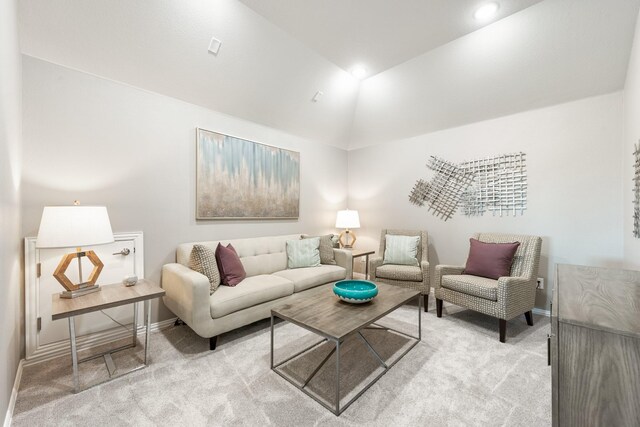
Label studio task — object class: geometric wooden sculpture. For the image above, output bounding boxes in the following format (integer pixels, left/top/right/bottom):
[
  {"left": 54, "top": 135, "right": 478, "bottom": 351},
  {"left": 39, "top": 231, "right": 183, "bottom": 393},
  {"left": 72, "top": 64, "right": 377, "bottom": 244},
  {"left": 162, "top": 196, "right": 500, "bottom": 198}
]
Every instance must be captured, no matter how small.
[{"left": 53, "top": 250, "right": 104, "bottom": 298}]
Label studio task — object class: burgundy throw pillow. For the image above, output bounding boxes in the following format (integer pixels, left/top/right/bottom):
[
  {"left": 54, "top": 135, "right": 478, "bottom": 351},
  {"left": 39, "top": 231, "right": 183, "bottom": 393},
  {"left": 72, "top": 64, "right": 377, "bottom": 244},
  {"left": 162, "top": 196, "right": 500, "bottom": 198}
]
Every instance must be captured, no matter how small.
[
  {"left": 463, "top": 238, "right": 520, "bottom": 280},
  {"left": 215, "top": 243, "right": 246, "bottom": 287}
]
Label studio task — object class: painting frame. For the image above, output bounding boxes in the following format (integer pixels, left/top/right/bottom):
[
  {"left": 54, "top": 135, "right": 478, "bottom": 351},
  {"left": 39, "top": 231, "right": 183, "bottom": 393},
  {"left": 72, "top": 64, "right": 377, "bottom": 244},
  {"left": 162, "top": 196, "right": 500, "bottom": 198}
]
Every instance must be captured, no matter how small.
[{"left": 195, "top": 128, "right": 300, "bottom": 220}]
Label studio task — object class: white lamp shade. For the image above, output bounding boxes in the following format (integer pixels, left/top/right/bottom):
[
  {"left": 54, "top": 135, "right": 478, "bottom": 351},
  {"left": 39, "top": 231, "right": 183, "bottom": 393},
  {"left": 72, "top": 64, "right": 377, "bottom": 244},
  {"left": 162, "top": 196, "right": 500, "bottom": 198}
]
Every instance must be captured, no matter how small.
[
  {"left": 36, "top": 206, "right": 115, "bottom": 249},
  {"left": 335, "top": 209, "right": 360, "bottom": 229}
]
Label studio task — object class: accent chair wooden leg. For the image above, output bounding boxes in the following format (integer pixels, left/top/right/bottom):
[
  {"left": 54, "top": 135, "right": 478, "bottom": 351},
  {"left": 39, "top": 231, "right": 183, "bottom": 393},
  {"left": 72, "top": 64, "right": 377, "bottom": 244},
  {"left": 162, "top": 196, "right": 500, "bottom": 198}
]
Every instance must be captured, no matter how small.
[
  {"left": 499, "top": 319, "right": 507, "bottom": 343},
  {"left": 209, "top": 336, "right": 218, "bottom": 351},
  {"left": 423, "top": 294, "right": 429, "bottom": 312},
  {"left": 525, "top": 310, "right": 534, "bottom": 326},
  {"left": 436, "top": 298, "right": 443, "bottom": 318}
]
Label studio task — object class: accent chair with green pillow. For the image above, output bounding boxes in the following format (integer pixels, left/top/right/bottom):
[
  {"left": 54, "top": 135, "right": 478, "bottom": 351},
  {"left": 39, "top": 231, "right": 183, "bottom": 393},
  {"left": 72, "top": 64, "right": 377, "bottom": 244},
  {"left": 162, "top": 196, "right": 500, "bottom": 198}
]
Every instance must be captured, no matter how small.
[
  {"left": 434, "top": 232, "right": 542, "bottom": 343},
  {"left": 369, "top": 229, "right": 430, "bottom": 312}
]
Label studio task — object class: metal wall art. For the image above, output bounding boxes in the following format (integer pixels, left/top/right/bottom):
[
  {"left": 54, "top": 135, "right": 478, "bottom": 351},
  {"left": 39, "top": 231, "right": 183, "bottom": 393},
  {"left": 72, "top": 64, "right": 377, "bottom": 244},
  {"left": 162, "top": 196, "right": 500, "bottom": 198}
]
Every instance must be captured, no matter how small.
[
  {"left": 196, "top": 128, "right": 300, "bottom": 219},
  {"left": 633, "top": 142, "right": 640, "bottom": 238},
  {"left": 409, "top": 152, "right": 527, "bottom": 221}
]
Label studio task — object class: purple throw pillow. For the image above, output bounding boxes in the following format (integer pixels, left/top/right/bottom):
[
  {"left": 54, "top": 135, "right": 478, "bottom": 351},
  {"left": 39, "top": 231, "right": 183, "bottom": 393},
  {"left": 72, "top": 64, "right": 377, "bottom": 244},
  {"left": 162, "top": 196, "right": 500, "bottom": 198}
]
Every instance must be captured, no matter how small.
[
  {"left": 215, "top": 243, "right": 246, "bottom": 287},
  {"left": 463, "top": 238, "right": 520, "bottom": 280}
]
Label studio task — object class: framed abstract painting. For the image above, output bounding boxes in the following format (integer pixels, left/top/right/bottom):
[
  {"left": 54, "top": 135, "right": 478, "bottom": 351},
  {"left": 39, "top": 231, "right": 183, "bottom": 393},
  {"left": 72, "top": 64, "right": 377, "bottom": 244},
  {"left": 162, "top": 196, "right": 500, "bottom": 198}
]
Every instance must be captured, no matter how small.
[{"left": 196, "top": 128, "right": 300, "bottom": 219}]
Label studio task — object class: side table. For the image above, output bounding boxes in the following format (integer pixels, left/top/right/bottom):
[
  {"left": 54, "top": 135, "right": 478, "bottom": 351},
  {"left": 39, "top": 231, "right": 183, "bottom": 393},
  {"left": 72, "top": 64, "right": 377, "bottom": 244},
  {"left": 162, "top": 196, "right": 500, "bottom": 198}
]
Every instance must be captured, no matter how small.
[
  {"left": 52, "top": 279, "right": 165, "bottom": 393},
  {"left": 350, "top": 250, "right": 375, "bottom": 279}
]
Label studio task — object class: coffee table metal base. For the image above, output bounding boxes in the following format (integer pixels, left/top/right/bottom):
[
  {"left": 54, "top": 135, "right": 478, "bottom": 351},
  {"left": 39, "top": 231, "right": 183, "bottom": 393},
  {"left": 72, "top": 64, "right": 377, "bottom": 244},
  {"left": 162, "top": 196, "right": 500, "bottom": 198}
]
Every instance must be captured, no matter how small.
[{"left": 270, "top": 296, "right": 421, "bottom": 416}]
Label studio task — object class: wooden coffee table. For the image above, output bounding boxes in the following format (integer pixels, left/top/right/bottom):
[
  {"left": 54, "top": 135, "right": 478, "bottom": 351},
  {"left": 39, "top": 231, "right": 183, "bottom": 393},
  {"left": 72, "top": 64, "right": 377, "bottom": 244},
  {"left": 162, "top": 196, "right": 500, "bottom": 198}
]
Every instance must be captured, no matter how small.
[{"left": 270, "top": 282, "right": 421, "bottom": 415}]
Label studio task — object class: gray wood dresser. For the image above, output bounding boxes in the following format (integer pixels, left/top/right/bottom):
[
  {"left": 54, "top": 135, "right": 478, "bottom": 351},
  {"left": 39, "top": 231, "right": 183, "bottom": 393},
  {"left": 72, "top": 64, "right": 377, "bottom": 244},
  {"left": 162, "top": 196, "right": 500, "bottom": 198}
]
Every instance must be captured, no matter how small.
[{"left": 551, "top": 264, "right": 640, "bottom": 427}]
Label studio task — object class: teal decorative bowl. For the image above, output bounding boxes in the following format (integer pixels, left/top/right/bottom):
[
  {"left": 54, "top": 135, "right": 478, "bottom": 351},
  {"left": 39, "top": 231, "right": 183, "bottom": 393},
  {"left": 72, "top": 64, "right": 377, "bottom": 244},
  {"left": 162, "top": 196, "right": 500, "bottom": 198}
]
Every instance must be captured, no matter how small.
[{"left": 333, "top": 280, "right": 378, "bottom": 304}]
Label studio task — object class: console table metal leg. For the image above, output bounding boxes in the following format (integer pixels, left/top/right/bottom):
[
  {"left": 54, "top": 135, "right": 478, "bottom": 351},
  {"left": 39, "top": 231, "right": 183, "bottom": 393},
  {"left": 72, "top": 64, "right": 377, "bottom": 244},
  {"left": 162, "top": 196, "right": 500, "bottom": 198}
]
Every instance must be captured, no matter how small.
[
  {"left": 335, "top": 339, "right": 341, "bottom": 415},
  {"left": 133, "top": 301, "right": 138, "bottom": 347},
  {"left": 270, "top": 314, "right": 274, "bottom": 369},
  {"left": 144, "top": 300, "right": 151, "bottom": 365},
  {"left": 68, "top": 316, "right": 79, "bottom": 393},
  {"left": 418, "top": 294, "right": 422, "bottom": 341},
  {"left": 364, "top": 255, "right": 369, "bottom": 280}
]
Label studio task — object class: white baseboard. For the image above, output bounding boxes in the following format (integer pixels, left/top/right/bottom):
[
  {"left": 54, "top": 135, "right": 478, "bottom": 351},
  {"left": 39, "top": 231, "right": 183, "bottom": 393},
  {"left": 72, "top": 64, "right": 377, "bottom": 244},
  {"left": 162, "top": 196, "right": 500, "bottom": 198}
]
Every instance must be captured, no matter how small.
[
  {"left": 3, "top": 359, "right": 23, "bottom": 427},
  {"left": 532, "top": 308, "right": 550, "bottom": 317},
  {"left": 24, "top": 317, "right": 177, "bottom": 366}
]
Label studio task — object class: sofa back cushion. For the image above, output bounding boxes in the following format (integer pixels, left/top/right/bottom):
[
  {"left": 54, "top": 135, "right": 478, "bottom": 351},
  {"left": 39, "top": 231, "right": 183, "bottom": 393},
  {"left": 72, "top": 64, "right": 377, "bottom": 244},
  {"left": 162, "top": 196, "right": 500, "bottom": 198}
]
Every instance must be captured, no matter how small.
[{"left": 176, "top": 234, "right": 302, "bottom": 277}]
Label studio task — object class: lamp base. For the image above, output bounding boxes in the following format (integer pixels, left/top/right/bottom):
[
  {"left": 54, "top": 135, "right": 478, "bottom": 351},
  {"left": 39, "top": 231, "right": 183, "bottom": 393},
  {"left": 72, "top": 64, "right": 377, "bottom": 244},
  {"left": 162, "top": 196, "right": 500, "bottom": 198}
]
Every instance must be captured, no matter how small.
[
  {"left": 60, "top": 284, "right": 101, "bottom": 299},
  {"left": 339, "top": 229, "right": 357, "bottom": 249},
  {"left": 54, "top": 249, "right": 105, "bottom": 297}
]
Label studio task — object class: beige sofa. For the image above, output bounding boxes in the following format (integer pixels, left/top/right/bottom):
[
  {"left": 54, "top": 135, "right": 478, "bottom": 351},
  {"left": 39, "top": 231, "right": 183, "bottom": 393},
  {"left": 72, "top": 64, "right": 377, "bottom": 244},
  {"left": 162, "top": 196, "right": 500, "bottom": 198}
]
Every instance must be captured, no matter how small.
[{"left": 161, "top": 234, "right": 353, "bottom": 350}]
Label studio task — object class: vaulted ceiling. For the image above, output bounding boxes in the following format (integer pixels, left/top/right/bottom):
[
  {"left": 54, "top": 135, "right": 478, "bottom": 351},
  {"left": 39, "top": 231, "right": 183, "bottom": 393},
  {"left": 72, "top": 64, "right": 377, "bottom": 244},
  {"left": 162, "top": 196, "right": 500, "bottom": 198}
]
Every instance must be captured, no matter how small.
[
  {"left": 239, "top": 0, "right": 543, "bottom": 77},
  {"left": 19, "top": 0, "right": 640, "bottom": 150}
]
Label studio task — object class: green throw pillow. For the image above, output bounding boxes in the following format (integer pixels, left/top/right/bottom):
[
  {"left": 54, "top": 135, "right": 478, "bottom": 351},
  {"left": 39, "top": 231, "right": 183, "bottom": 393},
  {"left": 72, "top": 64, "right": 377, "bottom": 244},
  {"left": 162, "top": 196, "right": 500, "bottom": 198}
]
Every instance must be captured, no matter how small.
[
  {"left": 287, "top": 238, "right": 321, "bottom": 269},
  {"left": 383, "top": 235, "right": 420, "bottom": 266}
]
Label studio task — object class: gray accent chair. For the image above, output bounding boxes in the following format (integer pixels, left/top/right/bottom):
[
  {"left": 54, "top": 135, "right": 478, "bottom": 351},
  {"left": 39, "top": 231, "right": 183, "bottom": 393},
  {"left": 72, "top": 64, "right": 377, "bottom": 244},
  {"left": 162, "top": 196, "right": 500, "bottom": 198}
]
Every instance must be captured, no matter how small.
[
  {"left": 369, "top": 229, "right": 430, "bottom": 312},
  {"left": 434, "top": 232, "right": 542, "bottom": 342}
]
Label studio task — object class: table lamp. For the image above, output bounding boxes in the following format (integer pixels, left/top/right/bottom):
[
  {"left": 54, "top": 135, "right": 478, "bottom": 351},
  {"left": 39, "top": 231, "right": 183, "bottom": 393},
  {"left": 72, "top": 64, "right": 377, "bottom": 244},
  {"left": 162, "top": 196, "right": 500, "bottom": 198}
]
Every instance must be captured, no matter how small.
[
  {"left": 335, "top": 209, "right": 360, "bottom": 249},
  {"left": 36, "top": 203, "right": 115, "bottom": 298}
]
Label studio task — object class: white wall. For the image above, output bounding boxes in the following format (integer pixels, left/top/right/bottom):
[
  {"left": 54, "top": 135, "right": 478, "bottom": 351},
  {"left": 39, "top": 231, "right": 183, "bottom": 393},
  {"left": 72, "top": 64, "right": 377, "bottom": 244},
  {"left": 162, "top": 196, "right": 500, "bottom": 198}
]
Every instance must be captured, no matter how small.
[
  {"left": 348, "top": 93, "right": 624, "bottom": 309},
  {"left": 624, "top": 9, "right": 640, "bottom": 269},
  {"left": 349, "top": 0, "right": 639, "bottom": 149},
  {"left": 21, "top": 56, "right": 348, "bottom": 322},
  {"left": 0, "top": 0, "right": 22, "bottom": 419},
  {"left": 19, "top": 0, "right": 360, "bottom": 149}
]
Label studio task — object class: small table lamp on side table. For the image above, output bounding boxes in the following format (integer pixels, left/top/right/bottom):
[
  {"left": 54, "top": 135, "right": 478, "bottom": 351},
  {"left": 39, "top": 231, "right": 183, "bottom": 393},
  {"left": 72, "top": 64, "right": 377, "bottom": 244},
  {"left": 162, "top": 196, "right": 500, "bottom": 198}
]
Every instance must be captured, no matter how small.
[
  {"left": 336, "top": 209, "right": 360, "bottom": 249},
  {"left": 36, "top": 203, "right": 115, "bottom": 298}
]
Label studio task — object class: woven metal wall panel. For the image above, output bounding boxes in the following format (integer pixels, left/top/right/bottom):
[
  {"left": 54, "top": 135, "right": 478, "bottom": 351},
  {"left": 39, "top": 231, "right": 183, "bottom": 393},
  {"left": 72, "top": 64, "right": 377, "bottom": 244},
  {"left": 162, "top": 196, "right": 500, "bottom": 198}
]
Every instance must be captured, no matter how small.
[
  {"left": 409, "top": 156, "right": 474, "bottom": 221},
  {"left": 409, "top": 152, "right": 527, "bottom": 221},
  {"left": 460, "top": 152, "right": 527, "bottom": 217}
]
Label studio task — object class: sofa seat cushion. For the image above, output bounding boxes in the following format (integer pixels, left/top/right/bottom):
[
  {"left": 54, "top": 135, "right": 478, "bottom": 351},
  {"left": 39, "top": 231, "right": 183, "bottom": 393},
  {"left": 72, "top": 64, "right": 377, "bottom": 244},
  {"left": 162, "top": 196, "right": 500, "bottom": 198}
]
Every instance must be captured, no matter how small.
[
  {"left": 273, "top": 265, "right": 346, "bottom": 292},
  {"left": 210, "top": 275, "right": 294, "bottom": 319},
  {"left": 441, "top": 274, "right": 498, "bottom": 301},
  {"left": 376, "top": 264, "right": 422, "bottom": 282}
]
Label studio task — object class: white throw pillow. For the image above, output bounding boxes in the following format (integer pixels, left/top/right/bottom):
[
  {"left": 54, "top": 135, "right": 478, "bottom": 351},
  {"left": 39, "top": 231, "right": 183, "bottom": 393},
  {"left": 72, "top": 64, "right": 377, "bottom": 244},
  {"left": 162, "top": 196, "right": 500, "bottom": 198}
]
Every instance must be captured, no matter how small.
[
  {"left": 286, "top": 237, "right": 321, "bottom": 269},
  {"left": 383, "top": 235, "right": 420, "bottom": 266}
]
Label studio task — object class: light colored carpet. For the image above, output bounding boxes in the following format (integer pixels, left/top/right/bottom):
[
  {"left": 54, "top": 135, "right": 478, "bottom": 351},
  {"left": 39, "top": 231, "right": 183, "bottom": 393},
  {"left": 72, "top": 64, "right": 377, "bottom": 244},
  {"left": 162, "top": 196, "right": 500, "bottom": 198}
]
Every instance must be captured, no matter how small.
[{"left": 12, "top": 297, "right": 551, "bottom": 426}]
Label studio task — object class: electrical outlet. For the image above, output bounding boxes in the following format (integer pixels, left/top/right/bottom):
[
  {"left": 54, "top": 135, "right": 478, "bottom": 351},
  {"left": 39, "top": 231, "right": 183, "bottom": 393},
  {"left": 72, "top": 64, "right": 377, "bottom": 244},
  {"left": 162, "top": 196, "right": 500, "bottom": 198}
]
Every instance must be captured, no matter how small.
[{"left": 536, "top": 277, "right": 545, "bottom": 290}]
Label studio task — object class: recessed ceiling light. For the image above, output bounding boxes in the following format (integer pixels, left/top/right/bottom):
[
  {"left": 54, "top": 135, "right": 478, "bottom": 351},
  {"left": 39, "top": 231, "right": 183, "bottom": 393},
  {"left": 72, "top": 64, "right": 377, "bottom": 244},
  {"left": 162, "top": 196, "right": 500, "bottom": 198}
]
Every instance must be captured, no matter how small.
[
  {"left": 351, "top": 66, "right": 367, "bottom": 80},
  {"left": 474, "top": 2, "right": 499, "bottom": 22}
]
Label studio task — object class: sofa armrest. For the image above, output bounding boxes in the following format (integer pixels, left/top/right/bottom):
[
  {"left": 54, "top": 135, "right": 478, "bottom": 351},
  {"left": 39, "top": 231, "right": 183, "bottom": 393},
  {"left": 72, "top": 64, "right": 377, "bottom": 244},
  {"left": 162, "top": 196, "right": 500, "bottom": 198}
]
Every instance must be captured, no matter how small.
[
  {"left": 434, "top": 265, "right": 465, "bottom": 289},
  {"left": 333, "top": 249, "right": 353, "bottom": 279},
  {"left": 369, "top": 256, "right": 383, "bottom": 279},
  {"left": 161, "top": 263, "right": 211, "bottom": 332},
  {"left": 497, "top": 276, "right": 537, "bottom": 319}
]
